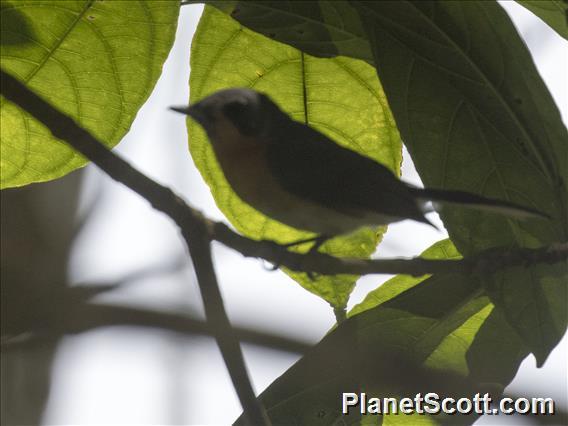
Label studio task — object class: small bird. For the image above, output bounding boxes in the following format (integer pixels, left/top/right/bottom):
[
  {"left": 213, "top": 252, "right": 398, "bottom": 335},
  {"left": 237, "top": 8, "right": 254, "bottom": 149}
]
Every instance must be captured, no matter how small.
[{"left": 172, "top": 88, "right": 547, "bottom": 248}]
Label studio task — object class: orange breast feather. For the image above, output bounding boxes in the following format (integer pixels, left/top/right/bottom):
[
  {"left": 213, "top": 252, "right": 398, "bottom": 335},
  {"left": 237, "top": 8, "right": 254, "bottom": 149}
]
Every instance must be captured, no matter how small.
[{"left": 211, "top": 133, "right": 370, "bottom": 235}]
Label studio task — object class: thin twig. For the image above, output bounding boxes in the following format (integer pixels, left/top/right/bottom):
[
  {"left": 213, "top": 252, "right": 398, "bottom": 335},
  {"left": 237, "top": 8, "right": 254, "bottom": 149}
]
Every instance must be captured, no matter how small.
[
  {"left": 180, "top": 223, "right": 270, "bottom": 425},
  {"left": 209, "top": 222, "right": 568, "bottom": 276},
  {"left": 1, "top": 302, "right": 312, "bottom": 355}
]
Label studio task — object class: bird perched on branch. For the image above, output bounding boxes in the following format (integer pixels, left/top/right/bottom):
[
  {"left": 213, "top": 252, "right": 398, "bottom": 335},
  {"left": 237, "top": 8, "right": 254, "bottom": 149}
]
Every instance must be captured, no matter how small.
[{"left": 172, "top": 88, "right": 547, "bottom": 250}]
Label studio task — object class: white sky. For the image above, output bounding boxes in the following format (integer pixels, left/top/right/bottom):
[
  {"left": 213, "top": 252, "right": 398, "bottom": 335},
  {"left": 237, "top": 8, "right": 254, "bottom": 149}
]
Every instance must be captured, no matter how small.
[{"left": 41, "top": 2, "right": 567, "bottom": 424}]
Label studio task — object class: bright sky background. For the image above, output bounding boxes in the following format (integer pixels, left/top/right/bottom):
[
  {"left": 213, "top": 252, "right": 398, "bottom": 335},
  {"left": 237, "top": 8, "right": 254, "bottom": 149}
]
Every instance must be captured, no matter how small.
[{"left": 41, "top": 2, "right": 566, "bottom": 424}]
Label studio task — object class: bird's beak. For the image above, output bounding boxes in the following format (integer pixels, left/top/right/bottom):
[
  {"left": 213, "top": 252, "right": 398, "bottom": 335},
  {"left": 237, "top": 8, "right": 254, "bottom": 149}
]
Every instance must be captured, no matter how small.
[{"left": 169, "top": 104, "right": 205, "bottom": 124}]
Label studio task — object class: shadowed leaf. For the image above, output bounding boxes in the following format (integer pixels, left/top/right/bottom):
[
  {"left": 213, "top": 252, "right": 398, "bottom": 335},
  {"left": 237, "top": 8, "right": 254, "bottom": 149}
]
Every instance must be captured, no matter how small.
[
  {"left": 210, "top": 0, "right": 372, "bottom": 62},
  {"left": 0, "top": 1, "right": 35, "bottom": 46},
  {"left": 353, "top": 0, "right": 567, "bottom": 365},
  {"left": 516, "top": 0, "right": 568, "bottom": 40},
  {"left": 235, "top": 240, "right": 518, "bottom": 425}
]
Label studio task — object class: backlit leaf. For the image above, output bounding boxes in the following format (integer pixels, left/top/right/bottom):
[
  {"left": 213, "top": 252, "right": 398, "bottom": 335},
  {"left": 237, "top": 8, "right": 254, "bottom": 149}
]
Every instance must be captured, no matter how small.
[
  {"left": 0, "top": 0, "right": 179, "bottom": 188},
  {"left": 188, "top": 6, "right": 402, "bottom": 308}
]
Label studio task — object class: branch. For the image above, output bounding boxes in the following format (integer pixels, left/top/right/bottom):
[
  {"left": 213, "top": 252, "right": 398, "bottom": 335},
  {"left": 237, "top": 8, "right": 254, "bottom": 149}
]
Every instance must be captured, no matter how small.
[
  {"left": 209, "top": 222, "right": 567, "bottom": 276},
  {"left": 3, "top": 71, "right": 564, "bottom": 281},
  {"left": 0, "top": 70, "right": 269, "bottom": 426},
  {"left": 1, "top": 302, "right": 312, "bottom": 355},
  {"left": 182, "top": 223, "right": 270, "bottom": 425}
]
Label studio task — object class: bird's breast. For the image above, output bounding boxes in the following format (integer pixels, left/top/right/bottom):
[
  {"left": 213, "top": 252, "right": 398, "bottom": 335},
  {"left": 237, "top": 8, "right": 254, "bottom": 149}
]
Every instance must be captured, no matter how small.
[
  {"left": 214, "top": 140, "right": 299, "bottom": 217},
  {"left": 211, "top": 138, "right": 387, "bottom": 235}
]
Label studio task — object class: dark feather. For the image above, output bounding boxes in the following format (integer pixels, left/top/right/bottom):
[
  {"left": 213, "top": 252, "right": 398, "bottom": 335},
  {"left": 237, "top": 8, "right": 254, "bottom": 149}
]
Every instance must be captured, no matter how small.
[
  {"left": 266, "top": 118, "right": 429, "bottom": 224},
  {"left": 410, "top": 187, "right": 549, "bottom": 219}
]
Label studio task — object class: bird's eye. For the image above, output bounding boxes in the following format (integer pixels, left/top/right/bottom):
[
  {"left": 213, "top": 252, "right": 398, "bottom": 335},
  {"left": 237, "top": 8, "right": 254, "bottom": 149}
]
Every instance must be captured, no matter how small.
[
  {"left": 222, "top": 99, "right": 248, "bottom": 120},
  {"left": 222, "top": 99, "right": 258, "bottom": 135}
]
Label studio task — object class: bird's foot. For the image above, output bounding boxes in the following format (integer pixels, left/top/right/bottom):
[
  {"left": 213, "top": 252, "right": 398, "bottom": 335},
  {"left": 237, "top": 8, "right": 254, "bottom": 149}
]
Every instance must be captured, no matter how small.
[
  {"left": 285, "top": 235, "right": 330, "bottom": 280},
  {"left": 283, "top": 234, "right": 330, "bottom": 253},
  {"left": 263, "top": 235, "right": 330, "bottom": 278}
]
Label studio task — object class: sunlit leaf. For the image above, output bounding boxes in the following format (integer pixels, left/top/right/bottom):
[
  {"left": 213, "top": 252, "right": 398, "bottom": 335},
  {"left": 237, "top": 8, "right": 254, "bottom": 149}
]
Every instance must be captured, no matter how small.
[
  {"left": 349, "top": 239, "right": 461, "bottom": 317},
  {"left": 0, "top": 0, "right": 179, "bottom": 188},
  {"left": 188, "top": 6, "right": 402, "bottom": 308}
]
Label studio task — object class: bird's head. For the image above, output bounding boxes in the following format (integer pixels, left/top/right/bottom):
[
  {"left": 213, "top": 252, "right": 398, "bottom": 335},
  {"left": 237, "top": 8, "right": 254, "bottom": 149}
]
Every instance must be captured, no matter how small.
[{"left": 171, "top": 88, "right": 282, "bottom": 143}]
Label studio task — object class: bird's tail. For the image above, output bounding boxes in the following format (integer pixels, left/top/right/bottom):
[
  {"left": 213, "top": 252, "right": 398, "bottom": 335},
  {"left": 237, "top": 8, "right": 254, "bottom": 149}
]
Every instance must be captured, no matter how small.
[{"left": 409, "top": 187, "right": 549, "bottom": 220}]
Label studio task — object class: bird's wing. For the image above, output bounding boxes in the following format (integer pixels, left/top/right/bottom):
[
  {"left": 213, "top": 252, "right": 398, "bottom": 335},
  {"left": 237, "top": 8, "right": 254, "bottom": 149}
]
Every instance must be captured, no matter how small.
[{"left": 266, "top": 119, "right": 427, "bottom": 223}]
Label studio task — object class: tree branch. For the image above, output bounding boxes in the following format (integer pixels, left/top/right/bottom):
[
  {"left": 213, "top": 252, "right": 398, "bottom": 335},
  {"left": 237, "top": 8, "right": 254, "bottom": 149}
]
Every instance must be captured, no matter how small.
[
  {"left": 3, "top": 70, "right": 565, "bottom": 281},
  {"left": 5, "top": 66, "right": 564, "bottom": 280},
  {"left": 208, "top": 223, "right": 568, "bottom": 276},
  {"left": 0, "top": 70, "right": 269, "bottom": 426},
  {"left": 1, "top": 302, "right": 312, "bottom": 355},
  {"left": 181, "top": 223, "right": 270, "bottom": 425}
]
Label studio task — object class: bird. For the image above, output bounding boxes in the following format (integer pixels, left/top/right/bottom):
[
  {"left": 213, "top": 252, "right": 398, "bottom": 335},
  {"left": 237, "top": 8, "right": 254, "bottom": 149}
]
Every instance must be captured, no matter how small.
[{"left": 171, "top": 88, "right": 547, "bottom": 250}]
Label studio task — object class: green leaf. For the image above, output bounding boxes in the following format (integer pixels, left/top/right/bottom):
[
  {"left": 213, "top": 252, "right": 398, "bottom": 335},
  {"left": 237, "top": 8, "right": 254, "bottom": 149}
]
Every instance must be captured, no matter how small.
[
  {"left": 466, "top": 306, "right": 527, "bottom": 386},
  {"left": 210, "top": 1, "right": 372, "bottom": 62},
  {"left": 349, "top": 239, "right": 461, "bottom": 317},
  {"left": 0, "top": 0, "right": 179, "bottom": 188},
  {"left": 235, "top": 240, "right": 512, "bottom": 425},
  {"left": 0, "top": 2, "right": 35, "bottom": 46},
  {"left": 188, "top": 6, "right": 402, "bottom": 308},
  {"left": 352, "top": 1, "right": 568, "bottom": 249},
  {"left": 352, "top": 0, "right": 567, "bottom": 366},
  {"left": 516, "top": 0, "right": 568, "bottom": 40},
  {"left": 482, "top": 262, "right": 567, "bottom": 365}
]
